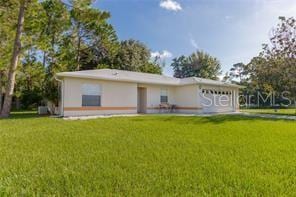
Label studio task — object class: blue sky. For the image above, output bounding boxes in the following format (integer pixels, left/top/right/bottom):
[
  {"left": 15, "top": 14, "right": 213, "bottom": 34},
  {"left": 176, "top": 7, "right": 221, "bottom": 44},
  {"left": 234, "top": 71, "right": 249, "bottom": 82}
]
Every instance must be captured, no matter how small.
[{"left": 94, "top": 0, "right": 296, "bottom": 77}]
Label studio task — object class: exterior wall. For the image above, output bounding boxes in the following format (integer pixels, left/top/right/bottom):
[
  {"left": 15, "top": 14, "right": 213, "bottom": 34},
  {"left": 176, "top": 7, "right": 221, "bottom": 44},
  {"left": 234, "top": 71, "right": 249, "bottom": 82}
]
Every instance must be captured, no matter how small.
[
  {"left": 63, "top": 77, "right": 137, "bottom": 116},
  {"left": 197, "top": 84, "right": 240, "bottom": 113},
  {"left": 174, "top": 85, "right": 202, "bottom": 114},
  {"left": 142, "top": 84, "right": 202, "bottom": 114},
  {"left": 138, "top": 84, "right": 177, "bottom": 113},
  {"left": 61, "top": 77, "right": 240, "bottom": 116},
  {"left": 233, "top": 88, "right": 240, "bottom": 112}
]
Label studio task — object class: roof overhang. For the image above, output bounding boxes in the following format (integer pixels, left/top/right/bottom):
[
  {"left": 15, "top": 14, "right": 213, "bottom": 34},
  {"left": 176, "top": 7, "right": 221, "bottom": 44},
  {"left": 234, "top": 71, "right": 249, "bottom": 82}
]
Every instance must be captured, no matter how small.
[
  {"left": 56, "top": 72, "right": 245, "bottom": 88},
  {"left": 56, "top": 73, "right": 181, "bottom": 86},
  {"left": 56, "top": 70, "right": 244, "bottom": 89}
]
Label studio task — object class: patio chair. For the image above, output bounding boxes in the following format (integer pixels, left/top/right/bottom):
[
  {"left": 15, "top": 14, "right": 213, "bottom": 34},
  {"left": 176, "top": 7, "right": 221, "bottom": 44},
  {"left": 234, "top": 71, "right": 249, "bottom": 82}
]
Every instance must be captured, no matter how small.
[
  {"left": 159, "top": 103, "right": 177, "bottom": 113},
  {"left": 170, "top": 104, "right": 177, "bottom": 113},
  {"left": 159, "top": 103, "right": 170, "bottom": 113}
]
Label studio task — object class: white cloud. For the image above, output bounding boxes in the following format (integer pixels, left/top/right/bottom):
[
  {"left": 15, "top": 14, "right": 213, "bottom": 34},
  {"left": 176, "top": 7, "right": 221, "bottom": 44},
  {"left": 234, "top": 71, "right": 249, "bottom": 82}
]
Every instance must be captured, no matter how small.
[
  {"left": 189, "top": 33, "right": 199, "bottom": 49},
  {"left": 151, "top": 50, "right": 173, "bottom": 59},
  {"left": 160, "top": 0, "right": 182, "bottom": 12},
  {"left": 190, "top": 38, "right": 198, "bottom": 49}
]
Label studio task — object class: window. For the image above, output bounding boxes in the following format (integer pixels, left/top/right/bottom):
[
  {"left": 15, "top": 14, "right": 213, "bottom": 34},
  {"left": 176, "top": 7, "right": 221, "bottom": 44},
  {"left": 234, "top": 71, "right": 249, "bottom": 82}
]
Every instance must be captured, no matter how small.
[
  {"left": 160, "top": 89, "right": 168, "bottom": 103},
  {"left": 82, "top": 84, "right": 101, "bottom": 106}
]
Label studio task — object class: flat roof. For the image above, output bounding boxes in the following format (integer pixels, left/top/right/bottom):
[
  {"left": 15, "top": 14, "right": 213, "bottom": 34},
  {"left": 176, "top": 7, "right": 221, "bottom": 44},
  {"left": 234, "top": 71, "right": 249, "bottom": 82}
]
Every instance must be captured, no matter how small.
[{"left": 56, "top": 69, "right": 243, "bottom": 88}]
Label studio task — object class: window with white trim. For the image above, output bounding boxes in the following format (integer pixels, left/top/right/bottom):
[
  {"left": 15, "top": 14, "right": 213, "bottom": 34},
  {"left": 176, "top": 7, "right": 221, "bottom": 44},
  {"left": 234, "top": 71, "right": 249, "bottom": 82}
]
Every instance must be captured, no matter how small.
[
  {"left": 81, "top": 84, "right": 101, "bottom": 107},
  {"left": 160, "top": 89, "right": 168, "bottom": 103}
]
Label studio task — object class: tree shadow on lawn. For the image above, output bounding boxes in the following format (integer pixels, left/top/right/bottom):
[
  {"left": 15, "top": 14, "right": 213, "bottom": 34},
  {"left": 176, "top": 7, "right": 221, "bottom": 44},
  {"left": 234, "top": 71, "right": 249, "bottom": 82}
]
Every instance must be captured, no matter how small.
[
  {"left": 245, "top": 112, "right": 296, "bottom": 116},
  {"left": 2, "top": 112, "right": 293, "bottom": 124},
  {"left": 131, "top": 114, "right": 291, "bottom": 125},
  {"left": 0, "top": 111, "right": 47, "bottom": 120}
]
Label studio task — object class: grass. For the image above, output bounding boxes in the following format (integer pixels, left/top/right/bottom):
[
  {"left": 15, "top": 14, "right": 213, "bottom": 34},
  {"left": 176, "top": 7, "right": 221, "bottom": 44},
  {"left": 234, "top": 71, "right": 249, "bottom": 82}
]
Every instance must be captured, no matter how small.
[
  {"left": 241, "top": 108, "right": 296, "bottom": 116},
  {"left": 0, "top": 113, "right": 296, "bottom": 196}
]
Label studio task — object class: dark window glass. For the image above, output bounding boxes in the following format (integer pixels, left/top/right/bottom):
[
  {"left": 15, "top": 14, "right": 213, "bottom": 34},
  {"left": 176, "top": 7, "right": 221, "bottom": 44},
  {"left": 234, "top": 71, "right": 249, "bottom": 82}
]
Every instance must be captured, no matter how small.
[
  {"left": 160, "top": 96, "right": 168, "bottom": 103},
  {"left": 82, "top": 95, "right": 101, "bottom": 106}
]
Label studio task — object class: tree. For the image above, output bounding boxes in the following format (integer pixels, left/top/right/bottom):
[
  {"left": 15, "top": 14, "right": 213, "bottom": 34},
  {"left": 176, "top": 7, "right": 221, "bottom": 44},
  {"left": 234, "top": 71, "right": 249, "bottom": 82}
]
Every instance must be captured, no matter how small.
[
  {"left": 114, "top": 39, "right": 162, "bottom": 74},
  {"left": 0, "top": 0, "right": 19, "bottom": 111},
  {"left": 263, "top": 17, "right": 296, "bottom": 103},
  {"left": 170, "top": 55, "right": 187, "bottom": 78},
  {"left": 0, "top": 0, "right": 163, "bottom": 115},
  {"left": 171, "top": 50, "right": 221, "bottom": 79},
  {"left": 67, "top": 0, "right": 118, "bottom": 71},
  {"left": 39, "top": 0, "right": 71, "bottom": 107},
  {"left": 247, "top": 17, "right": 296, "bottom": 106},
  {"left": 229, "top": 62, "right": 248, "bottom": 82},
  {"left": 222, "top": 72, "right": 231, "bottom": 82},
  {"left": 41, "top": 0, "right": 119, "bottom": 106},
  {"left": 1, "top": 0, "right": 26, "bottom": 117},
  {"left": 39, "top": 0, "right": 70, "bottom": 67},
  {"left": 15, "top": 54, "right": 45, "bottom": 109}
]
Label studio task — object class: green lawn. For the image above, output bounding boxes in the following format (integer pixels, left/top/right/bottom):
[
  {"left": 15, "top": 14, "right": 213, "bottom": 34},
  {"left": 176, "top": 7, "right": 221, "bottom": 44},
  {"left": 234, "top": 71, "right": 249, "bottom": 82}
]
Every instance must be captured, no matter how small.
[
  {"left": 241, "top": 108, "right": 296, "bottom": 116},
  {"left": 0, "top": 113, "right": 296, "bottom": 196}
]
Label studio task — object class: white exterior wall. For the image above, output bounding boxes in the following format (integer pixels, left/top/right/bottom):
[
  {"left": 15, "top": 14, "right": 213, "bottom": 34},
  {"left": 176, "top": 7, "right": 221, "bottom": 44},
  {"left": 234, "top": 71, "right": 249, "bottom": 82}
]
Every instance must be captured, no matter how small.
[
  {"left": 62, "top": 77, "right": 137, "bottom": 116},
  {"left": 233, "top": 88, "right": 240, "bottom": 112},
  {"left": 175, "top": 85, "right": 201, "bottom": 114},
  {"left": 60, "top": 77, "right": 240, "bottom": 116},
  {"left": 142, "top": 84, "right": 202, "bottom": 114},
  {"left": 138, "top": 84, "right": 176, "bottom": 113},
  {"left": 198, "top": 84, "right": 240, "bottom": 113}
]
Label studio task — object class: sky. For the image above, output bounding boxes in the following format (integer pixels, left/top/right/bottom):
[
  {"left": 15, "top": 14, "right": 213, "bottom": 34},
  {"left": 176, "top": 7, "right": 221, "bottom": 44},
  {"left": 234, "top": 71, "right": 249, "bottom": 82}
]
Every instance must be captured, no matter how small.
[{"left": 94, "top": 0, "right": 296, "bottom": 77}]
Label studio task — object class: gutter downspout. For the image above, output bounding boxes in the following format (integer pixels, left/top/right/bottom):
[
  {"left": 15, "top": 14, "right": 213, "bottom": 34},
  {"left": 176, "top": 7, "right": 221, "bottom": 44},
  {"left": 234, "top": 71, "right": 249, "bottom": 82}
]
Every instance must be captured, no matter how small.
[{"left": 54, "top": 76, "right": 64, "bottom": 117}]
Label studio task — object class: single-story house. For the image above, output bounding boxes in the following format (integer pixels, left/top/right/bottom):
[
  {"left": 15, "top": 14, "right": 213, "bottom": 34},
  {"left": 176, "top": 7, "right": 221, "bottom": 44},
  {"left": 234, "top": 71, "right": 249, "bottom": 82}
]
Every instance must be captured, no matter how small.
[{"left": 56, "top": 69, "right": 243, "bottom": 117}]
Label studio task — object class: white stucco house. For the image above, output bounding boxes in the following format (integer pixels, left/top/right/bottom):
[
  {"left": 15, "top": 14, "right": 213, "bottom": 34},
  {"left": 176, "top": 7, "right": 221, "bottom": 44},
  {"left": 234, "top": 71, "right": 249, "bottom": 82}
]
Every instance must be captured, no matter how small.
[{"left": 56, "top": 69, "right": 242, "bottom": 117}]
